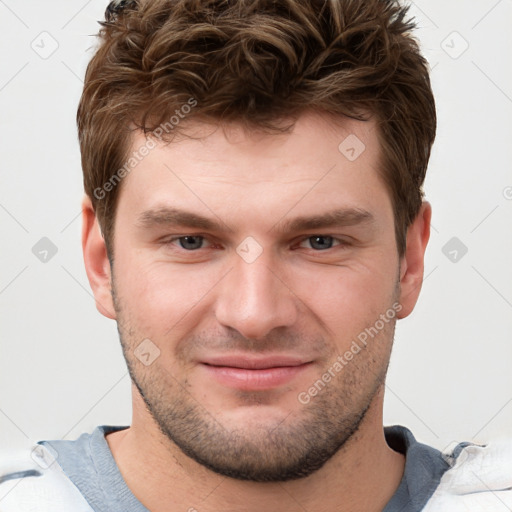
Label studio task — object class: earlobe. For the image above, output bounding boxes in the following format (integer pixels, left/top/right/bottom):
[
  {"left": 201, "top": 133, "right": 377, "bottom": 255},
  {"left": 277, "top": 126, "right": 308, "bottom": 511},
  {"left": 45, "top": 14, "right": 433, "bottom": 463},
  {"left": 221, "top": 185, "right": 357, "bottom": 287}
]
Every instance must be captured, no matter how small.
[
  {"left": 81, "top": 194, "right": 116, "bottom": 320},
  {"left": 397, "top": 202, "right": 432, "bottom": 319}
]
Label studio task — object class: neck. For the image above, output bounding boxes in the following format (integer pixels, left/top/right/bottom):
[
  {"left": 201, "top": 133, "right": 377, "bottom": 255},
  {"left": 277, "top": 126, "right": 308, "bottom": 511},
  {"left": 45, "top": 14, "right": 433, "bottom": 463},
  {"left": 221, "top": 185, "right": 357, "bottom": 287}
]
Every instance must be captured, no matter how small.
[{"left": 106, "top": 386, "right": 405, "bottom": 512}]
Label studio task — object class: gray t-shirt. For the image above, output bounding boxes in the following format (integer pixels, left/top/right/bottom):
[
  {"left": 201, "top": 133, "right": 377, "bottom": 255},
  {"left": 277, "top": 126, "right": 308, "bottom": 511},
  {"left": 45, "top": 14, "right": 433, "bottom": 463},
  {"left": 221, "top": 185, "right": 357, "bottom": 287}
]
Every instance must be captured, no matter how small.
[{"left": 33, "top": 424, "right": 450, "bottom": 511}]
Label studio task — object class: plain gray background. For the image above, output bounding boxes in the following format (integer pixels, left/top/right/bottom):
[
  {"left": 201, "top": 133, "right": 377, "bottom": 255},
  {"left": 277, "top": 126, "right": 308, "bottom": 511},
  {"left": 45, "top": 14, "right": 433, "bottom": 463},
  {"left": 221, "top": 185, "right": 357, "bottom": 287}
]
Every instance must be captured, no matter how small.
[{"left": 1, "top": 0, "right": 511, "bottom": 459}]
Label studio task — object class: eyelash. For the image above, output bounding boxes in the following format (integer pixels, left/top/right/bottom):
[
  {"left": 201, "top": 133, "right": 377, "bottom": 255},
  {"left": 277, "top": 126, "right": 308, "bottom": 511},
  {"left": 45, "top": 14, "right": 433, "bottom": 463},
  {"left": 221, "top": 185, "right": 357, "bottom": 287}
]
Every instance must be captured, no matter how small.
[{"left": 160, "top": 235, "right": 351, "bottom": 252}]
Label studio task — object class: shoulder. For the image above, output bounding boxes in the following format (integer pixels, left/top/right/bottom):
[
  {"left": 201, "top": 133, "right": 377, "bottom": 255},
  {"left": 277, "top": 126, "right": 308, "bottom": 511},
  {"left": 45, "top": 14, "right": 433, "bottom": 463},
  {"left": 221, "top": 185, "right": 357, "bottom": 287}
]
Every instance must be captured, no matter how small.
[
  {"left": 0, "top": 442, "right": 94, "bottom": 512},
  {"left": 423, "top": 437, "right": 512, "bottom": 511}
]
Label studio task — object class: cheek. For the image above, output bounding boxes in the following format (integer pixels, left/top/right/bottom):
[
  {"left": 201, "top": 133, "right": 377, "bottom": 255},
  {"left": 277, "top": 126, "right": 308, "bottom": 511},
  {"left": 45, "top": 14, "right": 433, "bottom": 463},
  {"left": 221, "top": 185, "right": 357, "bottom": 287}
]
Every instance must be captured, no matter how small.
[
  {"left": 113, "top": 241, "right": 399, "bottom": 344},
  {"left": 289, "top": 261, "right": 398, "bottom": 339},
  {"left": 114, "top": 257, "right": 220, "bottom": 332}
]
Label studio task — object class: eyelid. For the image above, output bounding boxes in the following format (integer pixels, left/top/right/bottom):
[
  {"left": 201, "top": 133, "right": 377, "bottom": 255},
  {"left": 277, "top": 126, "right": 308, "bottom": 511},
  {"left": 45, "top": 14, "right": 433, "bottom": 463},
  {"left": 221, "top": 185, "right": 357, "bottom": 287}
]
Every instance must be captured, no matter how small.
[
  {"left": 159, "top": 234, "right": 214, "bottom": 250},
  {"left": 159, "top": 234, "right": 353, "bottom": 251},
  {"left": 295, "top": 235, "right": 351, "bottom": 250}
]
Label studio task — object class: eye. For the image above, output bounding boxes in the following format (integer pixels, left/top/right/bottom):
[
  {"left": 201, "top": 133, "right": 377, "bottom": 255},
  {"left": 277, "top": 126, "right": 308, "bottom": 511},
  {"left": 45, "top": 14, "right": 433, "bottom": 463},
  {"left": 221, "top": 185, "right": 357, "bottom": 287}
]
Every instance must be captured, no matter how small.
[
  {"left": 299, "top": 236, "right": 342, "bottom": 251},
  {"left": 169, "top": 235, "right": 207, "bottom": 250}
]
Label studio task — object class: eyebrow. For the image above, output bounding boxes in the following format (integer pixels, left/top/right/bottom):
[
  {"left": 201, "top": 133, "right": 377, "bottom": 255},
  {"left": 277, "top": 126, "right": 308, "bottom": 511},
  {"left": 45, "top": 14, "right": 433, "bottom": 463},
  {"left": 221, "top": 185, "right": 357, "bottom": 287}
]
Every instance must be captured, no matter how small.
[
  {"left": 135, "top": 206, "right": 375, "bottom": 233},
  {"left": 136, "top": 207, "right": 228, "bottom": 231},
  {"left": 273, "top": 208, "right": 374, "bottom": 233}
]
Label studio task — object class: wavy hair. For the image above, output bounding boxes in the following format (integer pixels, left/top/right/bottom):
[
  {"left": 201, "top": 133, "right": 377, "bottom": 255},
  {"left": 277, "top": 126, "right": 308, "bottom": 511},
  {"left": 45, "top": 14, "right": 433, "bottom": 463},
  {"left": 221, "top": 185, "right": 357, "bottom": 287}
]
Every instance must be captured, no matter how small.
[{"left": 77, "top": 0, "right": 436, "bottom": 257}]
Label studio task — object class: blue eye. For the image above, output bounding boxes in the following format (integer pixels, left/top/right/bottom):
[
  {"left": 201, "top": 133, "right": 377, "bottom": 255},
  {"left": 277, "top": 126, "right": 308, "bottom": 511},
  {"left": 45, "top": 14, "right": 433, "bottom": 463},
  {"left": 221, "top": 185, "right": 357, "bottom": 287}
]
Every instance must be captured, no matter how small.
[
  {"left": 177, "top": 235, "right": 204, "bottom": 250},
  {"left": 163, "top": 235, "right": 346, "bottom": 254},
  {"left": 304, "top": 236, "right": 337, "bottom": 250}
]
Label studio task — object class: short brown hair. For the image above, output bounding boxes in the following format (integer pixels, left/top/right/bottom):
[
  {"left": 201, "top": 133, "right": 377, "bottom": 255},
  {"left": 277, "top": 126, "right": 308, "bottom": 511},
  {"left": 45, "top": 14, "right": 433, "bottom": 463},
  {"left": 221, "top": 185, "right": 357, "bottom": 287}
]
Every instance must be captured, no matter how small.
[{"left": 78, "top": 0, "right": 436, "bottom": 258}]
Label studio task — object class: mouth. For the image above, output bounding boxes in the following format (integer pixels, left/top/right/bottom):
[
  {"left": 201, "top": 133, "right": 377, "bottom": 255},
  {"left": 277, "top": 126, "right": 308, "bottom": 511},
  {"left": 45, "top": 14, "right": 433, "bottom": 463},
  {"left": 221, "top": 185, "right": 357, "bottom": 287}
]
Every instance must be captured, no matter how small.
[{"left": 199, "top": 355, "right": 313, "bottom": 390}]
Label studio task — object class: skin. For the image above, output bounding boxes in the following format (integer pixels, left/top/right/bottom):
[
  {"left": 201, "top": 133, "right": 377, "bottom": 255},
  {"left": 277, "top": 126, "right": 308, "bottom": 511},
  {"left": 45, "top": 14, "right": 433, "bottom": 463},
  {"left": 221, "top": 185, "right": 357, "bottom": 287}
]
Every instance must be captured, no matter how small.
[{"left": 82, "top": 110, "right": 431, "bottom": 511}]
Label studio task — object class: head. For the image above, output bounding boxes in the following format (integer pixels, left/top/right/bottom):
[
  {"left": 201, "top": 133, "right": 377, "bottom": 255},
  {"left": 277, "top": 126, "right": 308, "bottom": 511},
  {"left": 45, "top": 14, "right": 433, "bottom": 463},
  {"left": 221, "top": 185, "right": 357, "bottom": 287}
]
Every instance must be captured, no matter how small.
[{"left": 81, "top": 0, "right": 435, "bottom": 482}]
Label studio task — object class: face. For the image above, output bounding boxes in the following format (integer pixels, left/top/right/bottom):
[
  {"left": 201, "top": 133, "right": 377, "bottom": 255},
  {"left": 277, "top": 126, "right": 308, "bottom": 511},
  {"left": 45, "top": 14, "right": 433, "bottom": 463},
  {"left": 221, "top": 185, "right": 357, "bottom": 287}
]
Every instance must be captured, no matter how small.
[{"left": 105, "top": 112, "right": 405, "bottom": 481}]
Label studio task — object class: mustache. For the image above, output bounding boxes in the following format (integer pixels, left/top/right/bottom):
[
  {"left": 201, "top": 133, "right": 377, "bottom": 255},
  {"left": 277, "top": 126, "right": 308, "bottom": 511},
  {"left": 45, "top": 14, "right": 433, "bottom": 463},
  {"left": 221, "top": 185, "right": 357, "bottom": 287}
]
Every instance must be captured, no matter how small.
[{"left": 176, "top": 329, "right": 329, "bottom": 361}]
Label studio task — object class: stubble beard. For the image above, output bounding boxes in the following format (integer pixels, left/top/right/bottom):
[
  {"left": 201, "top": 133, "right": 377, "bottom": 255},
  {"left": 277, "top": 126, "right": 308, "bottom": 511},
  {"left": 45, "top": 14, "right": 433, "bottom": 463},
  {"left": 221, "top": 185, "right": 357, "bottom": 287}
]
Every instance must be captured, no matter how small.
[{"left": 112, "top": 278, "right": 397, "bottom": 482}]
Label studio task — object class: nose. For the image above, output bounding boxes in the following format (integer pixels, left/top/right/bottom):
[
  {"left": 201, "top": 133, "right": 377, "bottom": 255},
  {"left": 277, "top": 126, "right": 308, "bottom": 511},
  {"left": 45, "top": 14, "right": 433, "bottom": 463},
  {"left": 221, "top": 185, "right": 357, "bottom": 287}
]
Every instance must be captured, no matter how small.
[{"left": 214, "top": 250, "right": 299, "bottom": 340}]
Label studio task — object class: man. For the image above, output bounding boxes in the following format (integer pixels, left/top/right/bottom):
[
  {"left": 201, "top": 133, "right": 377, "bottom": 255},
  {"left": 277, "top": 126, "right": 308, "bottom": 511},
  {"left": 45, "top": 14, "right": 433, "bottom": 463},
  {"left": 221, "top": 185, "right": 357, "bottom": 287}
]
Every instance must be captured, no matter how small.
[{"left": 1, "top": 0, "right": 511, "bottom": 510}]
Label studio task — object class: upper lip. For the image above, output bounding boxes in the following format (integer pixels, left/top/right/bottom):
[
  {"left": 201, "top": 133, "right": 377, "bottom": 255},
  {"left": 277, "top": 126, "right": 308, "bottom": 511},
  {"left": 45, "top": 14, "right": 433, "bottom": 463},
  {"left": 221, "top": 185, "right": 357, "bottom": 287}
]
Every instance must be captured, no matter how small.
[{"left": 201, "top": 355, "right": 311, "bottom": 370}]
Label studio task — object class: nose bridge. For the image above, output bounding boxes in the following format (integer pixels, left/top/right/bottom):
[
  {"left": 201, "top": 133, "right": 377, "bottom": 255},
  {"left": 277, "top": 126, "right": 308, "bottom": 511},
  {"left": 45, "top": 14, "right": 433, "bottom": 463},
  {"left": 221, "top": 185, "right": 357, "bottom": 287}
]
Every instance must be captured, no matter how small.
[{"left": 214, "top": 247, "right": 298, "bottom": 339}]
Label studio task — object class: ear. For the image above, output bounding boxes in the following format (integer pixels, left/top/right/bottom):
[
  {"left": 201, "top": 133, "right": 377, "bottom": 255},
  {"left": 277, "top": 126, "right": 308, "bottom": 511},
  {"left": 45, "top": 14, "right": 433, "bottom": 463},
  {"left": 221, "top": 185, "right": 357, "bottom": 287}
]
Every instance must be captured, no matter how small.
[
  {"left": 397, "top": 202, "right": 432, "bottom": 319},
  {"left": 81, "top": 194, "right": 116, "bottom": 320}
]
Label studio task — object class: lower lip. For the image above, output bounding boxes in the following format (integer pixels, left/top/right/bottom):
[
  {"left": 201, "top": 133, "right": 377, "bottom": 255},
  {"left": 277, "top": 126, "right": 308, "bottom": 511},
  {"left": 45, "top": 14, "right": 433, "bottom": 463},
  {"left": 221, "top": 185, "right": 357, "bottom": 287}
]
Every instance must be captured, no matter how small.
[{"left": 200, "top": 363, "right": 311, "bottom": 390}]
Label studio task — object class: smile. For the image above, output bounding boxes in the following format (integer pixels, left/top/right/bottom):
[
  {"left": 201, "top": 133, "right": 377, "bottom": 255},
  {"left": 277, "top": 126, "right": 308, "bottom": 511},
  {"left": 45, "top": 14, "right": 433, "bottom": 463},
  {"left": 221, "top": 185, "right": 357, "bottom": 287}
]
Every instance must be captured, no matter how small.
[{"left": 200, "top": 357, "right": 313, "bottom": 390}]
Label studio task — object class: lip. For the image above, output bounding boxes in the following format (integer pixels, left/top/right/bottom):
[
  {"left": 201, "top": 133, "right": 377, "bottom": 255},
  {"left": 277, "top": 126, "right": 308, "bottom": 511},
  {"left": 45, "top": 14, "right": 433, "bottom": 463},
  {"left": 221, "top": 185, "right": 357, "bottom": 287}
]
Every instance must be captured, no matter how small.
[
  {"left": 199, "top": 355, "right": 313, "bottom": 390},
  {"left": 201, "top": 355, "right": 310, "bottom": 369}
]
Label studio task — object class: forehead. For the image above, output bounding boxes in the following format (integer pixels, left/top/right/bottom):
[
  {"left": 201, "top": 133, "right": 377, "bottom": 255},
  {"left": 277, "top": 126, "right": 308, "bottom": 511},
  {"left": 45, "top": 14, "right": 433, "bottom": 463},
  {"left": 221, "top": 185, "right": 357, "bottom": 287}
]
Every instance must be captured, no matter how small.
[{"left": 115, "top": 111, "right": 391, "bottom": 228}]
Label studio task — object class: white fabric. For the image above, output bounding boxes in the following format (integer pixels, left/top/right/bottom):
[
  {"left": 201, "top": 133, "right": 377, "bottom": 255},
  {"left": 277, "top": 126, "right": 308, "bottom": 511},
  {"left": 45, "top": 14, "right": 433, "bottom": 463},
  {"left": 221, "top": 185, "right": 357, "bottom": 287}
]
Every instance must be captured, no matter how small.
[
  {"left": 0, "top": 444, "right": 93, "bottom": 512},
  {"left": 2, "top": 438, "right": 512, "bottom": 511},
  {"left": 423, "top": 438, "right": 512, "bottom": 511}
]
